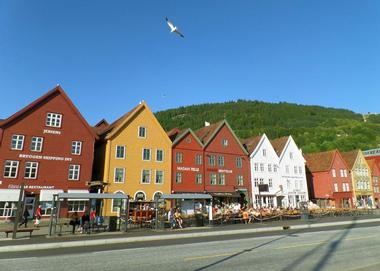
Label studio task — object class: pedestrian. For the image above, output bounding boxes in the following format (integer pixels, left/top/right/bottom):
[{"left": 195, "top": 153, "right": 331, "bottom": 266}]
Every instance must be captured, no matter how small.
[
  {"left": 69, "top": 211, "right": 79, "bottom": 234},
  {"left": 34, "top": 205, "right": 42, "bottom": 228},
  {"left": 174, "top": 209, "right": 183, "bottom": 229},
  {"left": 90, "top": 208, "right": 96, "bottom": 229},
  {"left": 80, "top": 211, "right": 90, "bottom": 234},
  {"left": 19, "top": 208, "right": 30, "bottom": 228}
]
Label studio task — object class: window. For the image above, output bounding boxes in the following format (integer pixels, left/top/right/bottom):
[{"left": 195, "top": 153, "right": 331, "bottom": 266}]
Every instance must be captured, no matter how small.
[
  {"left": 236, "top": 157, "right": 242, "bottom": 168},
  {"left": 343, "top": 183, "right": 349, "bottom": 192},
  {"left": 116, "top": 146, "right": 125, "bottom": 159},
  {"left": 274, "top": 165, "right": 278, "bottom": 172},
  {"left": 138, "top": 126, "right": 146, "bottom": 138},
  {"left": 260, "top": 163, "right": 264, "bottom": 172},
  {"left": 290, "top": 152, "right": 293, "bottom": 159},
  {"left": 156, "top": 149, "right": 164, "bottom": 162},
  {"left": 31, "top": 137, "right": 43, "bottom": 152},
  {"left": 40, "top": 202, "right": 53, "bottom": 215},
  {"left": 210, "top": 173, "right": 217, "bottom": 185},
  {"left": 142, "top": 148, "right": 151, "bottom": 161},
  {"left": 218, "top": 173, "right": 225, "bottom": 185},
  {"left": 46, "top": 113, "right": 62, "bottom": 128},
  {"left": 3, "top": 160, "right": 19, "bottom": 178},
  {"left": 112, "top": 192, "right": 124, "bottom": 212},
  {"left": 294, "top": 166, "right": 298, "bottom": 174},
  {"left": 263, "top": 149, "right": 267, "bottom": 157},
  {"left": 153, "top": 192, "right": 163, "bottom": 201},
  {"left": 196, "top": 173, "right": 202, "bottom": 184},
  {"left": 339, "top": 169, "right": 344, "bottom": 177},
  {"left": 254, "top": 178, "right": 258, "bottom": 187},
  {"left": 299, "top": 166, "right": 303, "bottom": 174},
  {"left": 269, "top": 178, "right": 273, "bottom": 188},
  {"left": 135, "top": 192, "right": 146, "bottom": 201},
  {"left": 268, "top": 164, "right": 272, "bottom": 172},
  {"left": 332, "top": 169, "right": 336, "bottom": 178},
  {"left": 11, "top": 135, "right": 24, "bottom": 150},
  {"left": 333, "top": 183, "right": 338, "bottom": 192},
  {"left": 254, "top": 163, "right": 259, "bottom": 171},
  {"left": 222, "top": 139, "right": 228, "bottom": 146},
  {"left": 141, "top": 169, "right": 151, "bottom": 184},
  {"left": 175, "top": 152, "right": 183, "bottom": 164},
  {"left": 24, "top": 162, "right": 38, "bottom": 179},
  {"left": 218, "top": 156, "right": 225, "bottom": 167},
  {"left": 286, "top": 165, "right": 289, "bottom": 174},
  {"left": 114, "top": 168, "right": 125, "bottom": 183},
  {"left": 155, "top": 170, "right": 163, "bottom": 184},
  {"left": 68, "top": 165, "right": 80, "bottom": 180},
  {"left": 344, "top": 170, "right": 348, "bottom": 177},
  {"left": 176, "top": 172, "right": 182, "bottom": 184},
  {"left": 68, "top": 201, "right": 86, "bottom": 212},
  {"left": 195, "top": 154, "right": 202, "bottom": 165},
  {"left": 237, "top": 175, "right": 244, "bottom": 186},
  {"left": 208, "top": 155, "right": 216, "bottom": 166},
  {"left": 259, "top": 178, "right": 264, "bottom": 185},
  {"left": 72, "top": 141, "right": 82, "bottom": 155}
]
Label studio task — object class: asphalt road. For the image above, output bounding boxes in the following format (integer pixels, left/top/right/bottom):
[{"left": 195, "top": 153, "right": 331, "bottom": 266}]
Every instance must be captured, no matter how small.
[{"left": 1, "top": 224, "right": 380, "bottom": 271}]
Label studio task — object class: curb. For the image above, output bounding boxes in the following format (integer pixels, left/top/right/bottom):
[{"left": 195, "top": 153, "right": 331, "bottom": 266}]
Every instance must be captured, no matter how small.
[{"left": 1, "top": 218, "right": 379, "bottom": 252}]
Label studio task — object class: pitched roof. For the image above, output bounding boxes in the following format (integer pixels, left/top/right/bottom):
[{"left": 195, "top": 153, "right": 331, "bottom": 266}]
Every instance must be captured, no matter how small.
[
  {"left": 270, "top": 136, "right": 289, "bottom": 156},
  {"left": 242, "top": 135, "right": 262, "bottom": 154},
  {"left": 304, "top": 150, "right": 336, "bottom": 172},
  {"left": 195, "top": 121, "right": 223, "bottom": 144},
  {"left": 0, "top": 85, "right": 98, "bottom": 139},
  {"left": 167, "top": 128, "right": 182, "bottom": 142},
  {"left": 98, "top": 103, "right": 141, "bottom": 138},
  {"left": 172, "top": 128, "right": 204, "bottom": 147},
  {"left": 93, "top": 119, "right": 109, "bottom": 135},
  {"left": 366, "top": 158, "right": 380, "bottom": 174},
  {"left": 341, "top": 149, "right": 360, "bottom": 169}
]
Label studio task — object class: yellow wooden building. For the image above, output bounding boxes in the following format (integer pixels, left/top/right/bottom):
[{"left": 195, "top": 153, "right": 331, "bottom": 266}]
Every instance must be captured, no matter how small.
[
  {"left": 341, "top": 149, "right": 374, "bottom": 208},
  {"left": 93, "top": 102, "right": 172, "bottom": 216}
]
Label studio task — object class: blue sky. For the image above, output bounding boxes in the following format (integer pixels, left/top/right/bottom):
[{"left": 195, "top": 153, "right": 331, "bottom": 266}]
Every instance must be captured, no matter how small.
[{"left": 1, "top": 1, "right": 379, "bottom": 125}]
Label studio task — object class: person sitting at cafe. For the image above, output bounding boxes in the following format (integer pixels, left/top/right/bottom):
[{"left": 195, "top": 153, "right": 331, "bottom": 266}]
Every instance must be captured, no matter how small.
[{"left": 174, "top": 209, "right": 183, "bottom": 229}]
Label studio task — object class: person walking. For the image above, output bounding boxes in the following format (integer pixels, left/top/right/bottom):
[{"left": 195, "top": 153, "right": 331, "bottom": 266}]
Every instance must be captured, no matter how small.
[
  {"left": 19, "top": 208, "right": 29, "bottom": 228},
  {"left": 34, "top": 205, "right": 42, "bottom": 228}
]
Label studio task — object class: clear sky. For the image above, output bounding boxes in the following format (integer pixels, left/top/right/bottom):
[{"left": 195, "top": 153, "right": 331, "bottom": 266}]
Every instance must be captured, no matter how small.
[{"left": 1, "top": 1, "right": 379, "bottom": 125}]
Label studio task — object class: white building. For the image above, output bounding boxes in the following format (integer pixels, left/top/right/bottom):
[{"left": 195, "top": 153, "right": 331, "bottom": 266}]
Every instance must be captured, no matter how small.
[
  {"left": 244, "top": 134, "right": 283, "bottom": 208},
  {"left": 271, "top": 136, "right": 309, "bottom": 208}
]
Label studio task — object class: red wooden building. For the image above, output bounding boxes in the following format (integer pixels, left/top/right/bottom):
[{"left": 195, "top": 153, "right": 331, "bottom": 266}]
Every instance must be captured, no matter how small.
[
  {"left": 305, "top": 150, "right": 353, "bottom": 208},
  {"left": 366, "top": 158, "right": 380, "bottom": 207},
  {"left": 0, "top": 86, "right": 97, "bottom": 219},
  {"left": 170, "top": 121, "right": 251, "bottom": 206}
]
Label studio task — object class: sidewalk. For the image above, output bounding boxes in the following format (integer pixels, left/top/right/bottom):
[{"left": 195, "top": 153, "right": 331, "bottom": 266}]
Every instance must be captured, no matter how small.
[{"left": 1, "top": 214, "right": 380, "bottom": 252}]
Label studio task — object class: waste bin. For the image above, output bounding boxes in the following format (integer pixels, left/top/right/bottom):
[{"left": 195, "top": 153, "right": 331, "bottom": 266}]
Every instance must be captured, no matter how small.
[{"left": 109, "top": 216, "right": 118, "bottom": 231}]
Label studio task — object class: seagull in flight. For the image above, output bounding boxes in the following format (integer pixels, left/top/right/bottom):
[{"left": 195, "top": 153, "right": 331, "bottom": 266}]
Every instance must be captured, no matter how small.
[{"left": 165, "top": 17, "right": 184, "bottom": 38}]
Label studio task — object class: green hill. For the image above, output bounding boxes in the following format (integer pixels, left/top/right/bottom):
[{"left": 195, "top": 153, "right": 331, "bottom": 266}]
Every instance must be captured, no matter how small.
[{"left": 155, "top": 100, "right": 380, "bottom": 153}]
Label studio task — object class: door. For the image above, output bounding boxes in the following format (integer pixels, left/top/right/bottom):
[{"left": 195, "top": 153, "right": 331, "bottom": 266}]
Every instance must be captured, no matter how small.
[{"left": 24, "top": 196, "right": 36, "bottom": 217}]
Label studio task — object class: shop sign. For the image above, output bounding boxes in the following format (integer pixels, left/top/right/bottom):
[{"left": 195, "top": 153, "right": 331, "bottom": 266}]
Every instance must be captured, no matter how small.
[
  {"left": 177, "top": 166, "right": 199, "bottom": 172},
  {"left": 19, "top": 154, "right": 72, "bottom": 162},
  {"left": 43, "top": 129, "right": 61, "bottom": 135},
  {"left": 8, "top": 184, "right": 55, "bottom": 189},
  {"left": 218, "top": 169, "right": 232, "bottom": 174}
]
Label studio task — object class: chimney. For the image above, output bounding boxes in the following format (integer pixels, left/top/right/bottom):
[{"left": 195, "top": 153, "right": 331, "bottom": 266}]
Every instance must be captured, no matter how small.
[{"left": 205, "top": 121, "right": 210, "bottom": 127}]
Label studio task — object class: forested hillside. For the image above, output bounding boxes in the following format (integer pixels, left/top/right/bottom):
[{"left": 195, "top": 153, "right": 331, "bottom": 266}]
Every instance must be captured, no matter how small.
[{"left": 155, "top": 100, "right": 380, "bottom": 153}]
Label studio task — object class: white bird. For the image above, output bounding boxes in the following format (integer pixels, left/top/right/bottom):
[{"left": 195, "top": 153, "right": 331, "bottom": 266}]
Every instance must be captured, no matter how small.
[{"left": 165, "top": 17, "right": 184, "bottom": 38}]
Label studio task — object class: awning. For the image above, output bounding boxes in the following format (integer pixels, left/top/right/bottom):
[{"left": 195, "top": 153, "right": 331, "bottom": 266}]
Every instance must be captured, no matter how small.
[
  {"left": 39, "top": 189, "right": 63, "bottom": 201},
  {"left": 162, "top": 193, "right": 212, "bottom": 200},
  {"left": 57, "top": 193, "right": 129, "bottom": 200},
  {"left": 67, "top": 190, "right": 89, "bottom": 201},
  {"left": 0, "top": 189, "right": 20, "bottom": 201},
  {"left": 209, "top": 192, "right": 241, "bottom": 198}
]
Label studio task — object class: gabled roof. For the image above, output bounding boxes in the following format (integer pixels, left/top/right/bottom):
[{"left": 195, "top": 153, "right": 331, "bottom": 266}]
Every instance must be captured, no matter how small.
[
  {"left": 304, "top": 150, "right": 337, "bottom": 172},
  {"left": 167, "top": 128, "right": 182, "bottom": 142},
  {"left": 270, "top": 136, "right": 289, "bottom": 157},
  {"left": 172, "top": 128, "right": 204, "bottom": 147},
  {"left": 195, "top": 120, "right": 248, "bottom": 155},
  {"left": 341, "top": 149, "right": 360, "bottom": 169},
  {"left": 0, "top": 85, "right": 98, "bottom": 139},
  {"left": 242, "top": 135, "right": 262, "bottom": 154},
  {"left": 93, "top": 119, "right": 109, "bottom": 135}
]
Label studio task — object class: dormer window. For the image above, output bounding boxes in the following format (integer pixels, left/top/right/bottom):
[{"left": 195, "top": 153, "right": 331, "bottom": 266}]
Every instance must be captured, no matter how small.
[
  {"left": 138, "top": 126, "right": 146, "bottom": 138},
  {"left": 46, "top": 113, "right": 62, "bottom": 128}
]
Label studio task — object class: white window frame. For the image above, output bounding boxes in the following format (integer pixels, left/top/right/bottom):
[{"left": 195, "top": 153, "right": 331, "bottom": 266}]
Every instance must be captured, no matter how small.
[
  {"left": 218, "top": 156, "right": 225, "bottom": 167},
  {"left": 138, "top": 126, "right": 146, "bottom": 138},
  {"left": 218, "top": 173, "right": 225, "bottom": 185},
  {"left": 155, "top": 170, "right": 164, "bottom": 184},
  {"left": 208, "top": 155, "right": 216, "bottom": 166},
  {"left": 268, "top": 164, "right": 272, "bottom": 172},
  {"left": 71, "top": 141, "right": 82, "bottom": 155},
  {"left": 196, "top": 173, "right": 202, "bottom": 184},
  {"left": 176, "top": 172, "right": 182, "bottom": 184},
  {"left": 24, "top": 161, "right": 39, "bottom": 179},
  {"left": 142, "top": 148, "right": 151, "bottom": 161},
  {"left": 156, "top": 149, "right": 164, "bottom": 162},
  {"left": 254, "top": 178, "right": 258, "bottom": 187},
  {"left": 46, "top": 112, "right": 62, "bottom": 128},
  {"left": 254, "top": 163, "right": 259, "bottom": 171},
  {"left": 116, "top": 145, "right": 126, "bottom": 159},
  {"left": 236, "top": 157, "right": 242, "bottom": 168},
  {"left": 260, "top": 163, "right": 265, "bottom": 172},
  {"left": 176, "top": 152, "right": 183, "bottom": 164},
  {"left": 333, "top": 183, "right": 339, "bottom": 192},
  {"left": 114, "top": 168, "right": 125, "bottom": 183},
  {"left": 31, "top": 137, "right": 43, "bottom": 152},
  {"left": 196, "top": 154, "right": 202, "bottom": 165},
  {"left": 332, "top": 169, "right": 336, "bottom": 178},
  {"left": 269, "top": 178, "right": 273, "bottom": 187},
  {"left": 237, "top": 175, "right": 244, "bottom": 186},
  {"left": 11, "top": 135, "right": 24, "bottom": 150},
  {"left": 141, "top": 169, "right": 151, "bottom": 184},
  {"left": 210, "top": 173, "right": 217, "bottom": 185},
  {"left": 68, "top": 164, "right": 80, "bottom": 181},
  {"left": 3, "top": 160, "right": 19, "bottom": 178},
  {"left": 222, "top": 139, "right": 228, "bottom": 147}
]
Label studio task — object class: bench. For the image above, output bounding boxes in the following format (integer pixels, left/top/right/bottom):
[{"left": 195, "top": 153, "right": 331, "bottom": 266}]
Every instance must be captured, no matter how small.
[{"left": 3, "top": 228, "right": 39, "bottom": 238}]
